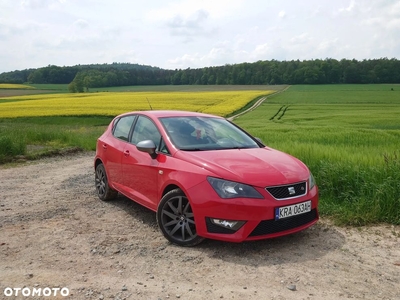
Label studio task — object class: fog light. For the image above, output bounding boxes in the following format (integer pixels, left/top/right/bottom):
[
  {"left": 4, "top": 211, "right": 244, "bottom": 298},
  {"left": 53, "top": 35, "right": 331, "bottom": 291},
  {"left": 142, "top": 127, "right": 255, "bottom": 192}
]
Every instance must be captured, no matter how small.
[{"left": 210, "top": 218, "right": 245, "bottom": 231}]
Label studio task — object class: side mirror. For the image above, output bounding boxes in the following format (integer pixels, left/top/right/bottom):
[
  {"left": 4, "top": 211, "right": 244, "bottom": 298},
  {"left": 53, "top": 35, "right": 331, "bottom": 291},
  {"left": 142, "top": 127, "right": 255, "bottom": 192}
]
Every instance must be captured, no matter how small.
[{"left": 136, "top": 140, "right": 157, "bottom": 159}]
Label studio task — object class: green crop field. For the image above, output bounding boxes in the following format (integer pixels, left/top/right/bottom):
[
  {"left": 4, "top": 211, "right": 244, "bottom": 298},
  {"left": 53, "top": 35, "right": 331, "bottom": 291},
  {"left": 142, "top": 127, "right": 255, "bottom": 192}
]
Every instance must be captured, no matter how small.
[
  {"left": 0, "top": 84, "right": 399, "bottom": 226},
  {"left": 234, "top": 84, "right": 400, "bottom": 226},
  {"left": 0, "top": 87, "right": 274, "bottom": 162},
  {"left": 0, "top": 90, "right": 272, "bottom": 118}
]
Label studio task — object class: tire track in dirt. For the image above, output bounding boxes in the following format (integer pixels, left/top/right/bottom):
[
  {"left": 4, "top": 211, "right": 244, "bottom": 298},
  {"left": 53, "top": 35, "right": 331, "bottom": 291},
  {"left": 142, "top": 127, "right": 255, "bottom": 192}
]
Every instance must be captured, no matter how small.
[{"left": 228, "top": 85, "right": 291, "bottom": 121}]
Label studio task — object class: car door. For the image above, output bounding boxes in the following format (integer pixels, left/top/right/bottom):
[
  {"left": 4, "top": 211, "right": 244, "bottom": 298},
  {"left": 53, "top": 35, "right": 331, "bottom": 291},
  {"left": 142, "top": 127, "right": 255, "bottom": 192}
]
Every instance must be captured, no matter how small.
[
  {"left": 120, "top": 115, "right": 162, "bottom": 210},
  {"left": 104, "top": 115, "right": 136, "bottom": 189}
]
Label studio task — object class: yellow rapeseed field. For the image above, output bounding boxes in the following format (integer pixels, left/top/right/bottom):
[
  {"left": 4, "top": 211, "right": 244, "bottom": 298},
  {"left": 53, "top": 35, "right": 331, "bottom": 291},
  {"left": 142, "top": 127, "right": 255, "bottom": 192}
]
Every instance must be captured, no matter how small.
[
  {"left": 0, "top": 83, "right": 35, "bottom": 89},
  {"left": 0, "top": 90, "right": 274, "bottom": 118}
]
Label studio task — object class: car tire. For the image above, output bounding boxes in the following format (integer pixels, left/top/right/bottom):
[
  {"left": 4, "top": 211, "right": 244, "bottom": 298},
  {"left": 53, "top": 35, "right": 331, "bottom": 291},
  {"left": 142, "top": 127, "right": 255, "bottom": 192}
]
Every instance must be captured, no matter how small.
[
  {"left": 157, "top": 188, "right": 204, "bottom": 247},
  {"left": 95, "top": 163, "right": 118, "bottom": 201}
]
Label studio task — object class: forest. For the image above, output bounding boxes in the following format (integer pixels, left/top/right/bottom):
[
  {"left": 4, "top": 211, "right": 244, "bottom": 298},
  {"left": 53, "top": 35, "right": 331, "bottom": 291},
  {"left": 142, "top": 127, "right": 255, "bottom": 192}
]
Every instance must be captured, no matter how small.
[{"left": 0, "top": 58, "right": 399, "bottom": 92}]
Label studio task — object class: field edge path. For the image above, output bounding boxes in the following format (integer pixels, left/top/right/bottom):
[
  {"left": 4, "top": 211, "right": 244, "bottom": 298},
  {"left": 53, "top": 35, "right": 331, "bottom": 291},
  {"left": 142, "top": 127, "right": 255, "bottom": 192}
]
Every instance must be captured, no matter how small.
[{"left": 228, "top": 85, "right": 291, "bottom": 121}]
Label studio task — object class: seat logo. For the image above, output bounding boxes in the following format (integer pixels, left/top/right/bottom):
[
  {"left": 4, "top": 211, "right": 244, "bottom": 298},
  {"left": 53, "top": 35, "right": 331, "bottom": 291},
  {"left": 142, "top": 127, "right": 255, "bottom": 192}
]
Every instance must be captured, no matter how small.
[{"left": 288, "top": 187, "right": 296, "bottom": 195}]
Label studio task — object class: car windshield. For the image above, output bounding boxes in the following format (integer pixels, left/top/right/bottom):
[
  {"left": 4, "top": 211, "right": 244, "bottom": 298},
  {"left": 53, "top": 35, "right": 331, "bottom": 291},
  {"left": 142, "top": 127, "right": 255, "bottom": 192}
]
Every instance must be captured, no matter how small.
[{"left": 159, "top": 116, "right": 260, "bottom": 151}]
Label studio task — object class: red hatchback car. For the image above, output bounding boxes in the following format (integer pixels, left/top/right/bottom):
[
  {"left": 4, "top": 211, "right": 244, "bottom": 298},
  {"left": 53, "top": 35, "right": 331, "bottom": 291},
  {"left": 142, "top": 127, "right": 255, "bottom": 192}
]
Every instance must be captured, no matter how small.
[{"left": 94, "top": 110, "right": 319, "bottom": 246}]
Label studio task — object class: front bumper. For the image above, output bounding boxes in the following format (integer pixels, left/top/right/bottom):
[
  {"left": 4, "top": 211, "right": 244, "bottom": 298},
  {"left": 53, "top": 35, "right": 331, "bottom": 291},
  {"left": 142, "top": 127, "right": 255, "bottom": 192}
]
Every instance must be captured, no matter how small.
[{"left": 186, "top": 180, "right": 319, "bottom": 243}]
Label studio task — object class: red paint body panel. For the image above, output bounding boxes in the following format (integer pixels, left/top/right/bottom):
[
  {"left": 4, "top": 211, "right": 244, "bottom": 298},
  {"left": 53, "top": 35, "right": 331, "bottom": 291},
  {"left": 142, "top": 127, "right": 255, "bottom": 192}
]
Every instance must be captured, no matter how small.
[
  {"left": 95, "top": 110, "right": 319, "bottom": 243},
  {"left": 186, "top": 180, "right": 319, "bottom": 242}
]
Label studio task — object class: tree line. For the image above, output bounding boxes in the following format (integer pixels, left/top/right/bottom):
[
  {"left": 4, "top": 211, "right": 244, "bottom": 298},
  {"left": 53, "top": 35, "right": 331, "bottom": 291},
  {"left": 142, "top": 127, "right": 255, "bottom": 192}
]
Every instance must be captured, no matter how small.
[{"left": 0, "top": 59, "right": 399, "bottom": 91}]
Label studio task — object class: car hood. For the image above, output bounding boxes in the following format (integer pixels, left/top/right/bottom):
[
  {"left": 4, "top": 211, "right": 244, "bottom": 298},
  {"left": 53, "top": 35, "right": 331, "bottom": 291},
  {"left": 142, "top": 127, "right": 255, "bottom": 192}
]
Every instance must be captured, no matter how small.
[{"left": 175, "top": 147, "right": 310, "bottom": 187}]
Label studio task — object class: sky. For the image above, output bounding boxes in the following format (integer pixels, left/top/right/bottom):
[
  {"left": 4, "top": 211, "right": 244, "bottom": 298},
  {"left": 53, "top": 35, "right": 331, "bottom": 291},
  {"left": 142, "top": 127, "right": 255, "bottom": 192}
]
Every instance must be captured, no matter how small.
[{"left": 1, "top": 0, "right": 400, "bottom": 73}]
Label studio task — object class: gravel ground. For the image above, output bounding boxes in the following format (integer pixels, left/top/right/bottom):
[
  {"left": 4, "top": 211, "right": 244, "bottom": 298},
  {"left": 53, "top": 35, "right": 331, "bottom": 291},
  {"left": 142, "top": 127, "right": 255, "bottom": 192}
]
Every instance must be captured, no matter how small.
[{"left": 0, "top": 152, "right": 399, "bottom": 300}]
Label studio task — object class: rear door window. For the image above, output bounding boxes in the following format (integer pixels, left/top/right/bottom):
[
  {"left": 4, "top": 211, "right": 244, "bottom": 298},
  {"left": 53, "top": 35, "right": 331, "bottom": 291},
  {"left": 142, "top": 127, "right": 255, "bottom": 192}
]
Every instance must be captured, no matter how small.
[{"left": 113, "top": 115, "right": 136, "bottom": 141}]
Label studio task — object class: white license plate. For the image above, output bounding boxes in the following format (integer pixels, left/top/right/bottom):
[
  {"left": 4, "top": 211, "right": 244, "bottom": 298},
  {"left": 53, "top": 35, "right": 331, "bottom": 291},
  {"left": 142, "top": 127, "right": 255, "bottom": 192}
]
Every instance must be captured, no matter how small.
[{"left": 275, "top": 201, "right": 311, "bottom": 220}]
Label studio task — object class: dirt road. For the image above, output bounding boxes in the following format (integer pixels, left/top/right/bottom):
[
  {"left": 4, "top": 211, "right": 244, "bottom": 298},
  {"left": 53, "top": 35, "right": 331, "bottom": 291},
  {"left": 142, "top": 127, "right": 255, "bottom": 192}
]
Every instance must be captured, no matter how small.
[{"left": 1, "top": 152, "right": 399, "bottom": 299}]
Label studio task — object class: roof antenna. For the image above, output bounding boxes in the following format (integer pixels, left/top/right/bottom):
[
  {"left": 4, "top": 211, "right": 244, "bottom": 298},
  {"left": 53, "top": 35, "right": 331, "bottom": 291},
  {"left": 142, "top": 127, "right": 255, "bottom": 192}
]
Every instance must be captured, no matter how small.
[{"left": 146, "top": 97, "right": 153, "bottom": 110}]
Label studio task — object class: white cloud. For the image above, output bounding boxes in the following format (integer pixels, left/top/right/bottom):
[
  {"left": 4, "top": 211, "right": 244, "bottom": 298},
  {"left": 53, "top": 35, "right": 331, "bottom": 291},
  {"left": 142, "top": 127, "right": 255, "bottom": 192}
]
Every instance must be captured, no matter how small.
[
  {"left": 253, "top": 43, "right": 271, "bottom": 57},
  {"left": 0, "top": 0, "right": 399, "bottom": 73},
  {"left": 21, "top": 0, "right": 65, "bottom": 9},
  {"left": 168, "top": 44, "right": 246, "bottom": 69},
  {"left": 21, "top": 0, "right": 51, "bottom": 9},
  {"left": 339, "top": 0, "right": 356, "bottom": 13},
  {"left": 148, "top": 0, "right": 244, "bottom": 21},
  {"left": 290, "top": 33, "right": 312, "bottom": 45},
  {"left": 73, "top": 19, "right": 89, "bottom": 29},
  {"left": 317, "top": 38, "right": 339, "bottom": 52},
  {"left": 168, "top": 9, "right": 209, "bottom": 29},
  {"left": 167, "top": 9, "right": 215, "bottom": 38}
]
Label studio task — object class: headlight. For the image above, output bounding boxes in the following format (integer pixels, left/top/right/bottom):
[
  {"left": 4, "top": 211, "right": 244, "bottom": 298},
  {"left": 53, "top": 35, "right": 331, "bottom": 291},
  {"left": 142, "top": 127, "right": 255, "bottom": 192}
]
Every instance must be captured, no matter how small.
[
  {"left": 207, "top": 177, "right": 264, "bottom": 199},
  {"left": 309, "top": 173, "right": 316, "bottom": 190}
]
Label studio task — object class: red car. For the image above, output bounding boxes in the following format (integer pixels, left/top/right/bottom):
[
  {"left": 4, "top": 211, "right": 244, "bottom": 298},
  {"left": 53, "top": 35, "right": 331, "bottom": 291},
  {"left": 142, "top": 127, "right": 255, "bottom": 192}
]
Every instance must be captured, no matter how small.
[{"left": 94, "top": 110, "right": 318, "bottom": 246}]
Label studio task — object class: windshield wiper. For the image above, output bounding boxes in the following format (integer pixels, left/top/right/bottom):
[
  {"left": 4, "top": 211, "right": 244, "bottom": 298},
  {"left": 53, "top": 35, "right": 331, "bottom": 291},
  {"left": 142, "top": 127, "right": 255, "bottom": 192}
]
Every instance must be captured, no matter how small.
[
  {"left": 219, "top": 146, "right": 256, "bottom": 150},
  {"left": 180, "top": 148, "right": 205, "bottom": 151}
]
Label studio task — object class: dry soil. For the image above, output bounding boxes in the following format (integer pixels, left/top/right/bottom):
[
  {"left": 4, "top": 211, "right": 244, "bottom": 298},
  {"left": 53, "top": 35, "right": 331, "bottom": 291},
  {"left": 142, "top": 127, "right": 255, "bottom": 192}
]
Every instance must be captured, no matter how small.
[{"left": 1, "top": 152, "right": 399, "bottom": 300}]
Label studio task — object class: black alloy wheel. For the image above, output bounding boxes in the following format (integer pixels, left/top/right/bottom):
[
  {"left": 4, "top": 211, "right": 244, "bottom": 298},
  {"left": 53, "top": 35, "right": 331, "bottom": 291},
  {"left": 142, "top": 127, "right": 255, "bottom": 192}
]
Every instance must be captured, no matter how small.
[
  {"left": 157, "top": 188, "right": 204, "bottom": 247},
  {"left": 95, "top": 163, "right": 118, "bottom": 201}
]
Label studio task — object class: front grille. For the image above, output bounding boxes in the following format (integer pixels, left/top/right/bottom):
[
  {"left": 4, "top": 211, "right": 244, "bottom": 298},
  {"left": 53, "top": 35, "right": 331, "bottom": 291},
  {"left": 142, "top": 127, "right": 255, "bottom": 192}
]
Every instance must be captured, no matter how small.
[
  {"left": 249, "top": 209, "right": 317, "bottom": 237},
  {"left": 266, "top": 181, "right": 307, "bottom": 200}
]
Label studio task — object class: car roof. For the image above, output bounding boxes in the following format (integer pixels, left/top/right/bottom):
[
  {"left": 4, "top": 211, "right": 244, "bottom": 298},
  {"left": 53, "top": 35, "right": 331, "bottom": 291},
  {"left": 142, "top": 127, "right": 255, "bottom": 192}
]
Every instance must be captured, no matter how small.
[{"left": 117, "top": 110, "right": 224, "bottom": 119}]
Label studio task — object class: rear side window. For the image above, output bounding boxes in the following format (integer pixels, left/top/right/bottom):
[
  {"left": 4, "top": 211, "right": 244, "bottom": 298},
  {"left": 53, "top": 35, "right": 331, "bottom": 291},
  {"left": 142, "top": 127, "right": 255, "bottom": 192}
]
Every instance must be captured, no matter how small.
[{"left": 113, "top": 115, "right": 136, "bottom": 141}]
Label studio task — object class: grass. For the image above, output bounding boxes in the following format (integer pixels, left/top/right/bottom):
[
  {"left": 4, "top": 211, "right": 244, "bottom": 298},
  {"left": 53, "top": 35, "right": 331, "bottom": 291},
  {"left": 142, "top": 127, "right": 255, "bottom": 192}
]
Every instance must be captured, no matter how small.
[
  {"left": 0, "top": 83, "right": 398, "bottom": 226},
  {"left": 27, "top": 83, "right": 70, "bottom": 91},
  {"left": 0, "top": 87, "right": 275, "bottom": 162},
  {"left": 234, "top": 84, "right": 400, "bottom": 226},
  {"left": 78, "top": 84, "right": 287, "bottom": 92},
  {"left": 0, "top": 90, "right": 272, "bottom": 117},
  {"left": 0, "top": 83, "right": 68, "bottom": 98},
  {"left": 0, "top": 116, "right": 112, "bottom": 163},
  {"left": 0, "top": 83, "right": 36, "bottom": 89}
]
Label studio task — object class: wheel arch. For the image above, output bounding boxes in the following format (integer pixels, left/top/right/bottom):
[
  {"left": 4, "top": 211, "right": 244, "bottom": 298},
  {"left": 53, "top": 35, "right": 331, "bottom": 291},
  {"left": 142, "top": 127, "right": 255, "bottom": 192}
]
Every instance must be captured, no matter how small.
[
  {"left": 161, "top": 184, "right": 182, "bottom": 199},
  {"left": 159, "top": 183, "right": 199, "bottom": 220},
  {"left": 94, "top": 157, "right": 103, "bottom": 170},
  {"left": 94, "top": 158, "right": 116, "bottom": 191}
]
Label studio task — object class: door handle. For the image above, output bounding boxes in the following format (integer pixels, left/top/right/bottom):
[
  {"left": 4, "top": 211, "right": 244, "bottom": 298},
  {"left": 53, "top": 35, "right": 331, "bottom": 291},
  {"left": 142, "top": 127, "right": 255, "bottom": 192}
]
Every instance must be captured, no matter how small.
[
  {"left": 124, "top": 150, "right": 130, "bottom": 157},
  {"left": 102, "top": 144, "right": 107, "bottom": 150}
]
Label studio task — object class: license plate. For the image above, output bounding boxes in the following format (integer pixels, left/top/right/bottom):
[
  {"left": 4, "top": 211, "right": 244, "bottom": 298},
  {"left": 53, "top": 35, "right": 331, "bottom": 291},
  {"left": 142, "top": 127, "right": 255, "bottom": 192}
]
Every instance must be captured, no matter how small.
[{"left": 275, "top": 201, "right": 311, "bottom": 220}]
